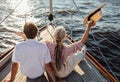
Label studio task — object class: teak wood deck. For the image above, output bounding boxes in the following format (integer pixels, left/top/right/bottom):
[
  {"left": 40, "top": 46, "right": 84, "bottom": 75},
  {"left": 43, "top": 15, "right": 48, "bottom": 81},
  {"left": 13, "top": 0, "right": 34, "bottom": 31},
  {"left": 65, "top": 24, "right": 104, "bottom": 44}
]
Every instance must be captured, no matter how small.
[{"left": 0, "top": 58, "right": 109, "bottom": 82}]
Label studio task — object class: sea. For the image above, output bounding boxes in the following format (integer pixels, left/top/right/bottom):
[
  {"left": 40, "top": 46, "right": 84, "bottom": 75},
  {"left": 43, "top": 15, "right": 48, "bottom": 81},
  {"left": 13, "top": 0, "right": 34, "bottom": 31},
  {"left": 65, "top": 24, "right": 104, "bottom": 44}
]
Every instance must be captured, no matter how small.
[{"left": 0, "top": 0, "right": 120, "bottom": 81}]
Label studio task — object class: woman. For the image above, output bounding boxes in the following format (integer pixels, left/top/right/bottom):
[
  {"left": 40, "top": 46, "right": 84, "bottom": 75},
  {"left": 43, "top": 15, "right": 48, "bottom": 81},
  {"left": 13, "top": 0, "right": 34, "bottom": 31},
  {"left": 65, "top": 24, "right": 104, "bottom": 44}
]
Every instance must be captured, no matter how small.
[
  {"left": 45, "top": 21, "right": 95, "bottom": 82},
  {"left": 17, "top": 21, "right": 95, "bottom": 82}
]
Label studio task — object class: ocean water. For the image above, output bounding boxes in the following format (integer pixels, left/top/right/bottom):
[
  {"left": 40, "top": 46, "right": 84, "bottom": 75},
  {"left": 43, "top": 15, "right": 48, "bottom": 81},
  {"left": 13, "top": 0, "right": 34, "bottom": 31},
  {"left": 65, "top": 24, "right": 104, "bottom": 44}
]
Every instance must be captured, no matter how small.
[{"left": 0, "top": 0, "right": 120, "bottom": 81}]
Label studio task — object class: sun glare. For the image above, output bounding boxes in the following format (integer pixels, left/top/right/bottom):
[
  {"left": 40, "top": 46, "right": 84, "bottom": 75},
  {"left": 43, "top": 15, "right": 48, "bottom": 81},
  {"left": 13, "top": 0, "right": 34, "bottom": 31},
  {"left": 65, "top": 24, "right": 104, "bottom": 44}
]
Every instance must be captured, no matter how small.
[{"left": 10, "top": 0, "right": 31, "bottom": 15}]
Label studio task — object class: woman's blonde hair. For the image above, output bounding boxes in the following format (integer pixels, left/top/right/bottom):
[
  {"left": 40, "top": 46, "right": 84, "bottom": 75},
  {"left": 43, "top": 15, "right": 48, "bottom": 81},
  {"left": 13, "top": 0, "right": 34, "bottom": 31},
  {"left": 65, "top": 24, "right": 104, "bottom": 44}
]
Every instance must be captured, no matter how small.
[{"left": 54, "top": 26, "right": 66, "bottom": 71}]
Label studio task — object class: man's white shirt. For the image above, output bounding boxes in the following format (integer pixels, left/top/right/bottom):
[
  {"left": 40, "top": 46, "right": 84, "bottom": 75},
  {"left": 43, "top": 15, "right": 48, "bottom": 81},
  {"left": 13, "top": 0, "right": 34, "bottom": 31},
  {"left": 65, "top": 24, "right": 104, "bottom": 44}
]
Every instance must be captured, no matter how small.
[{"left": 12, "top": 39, "right": 51, "bottom": 79}]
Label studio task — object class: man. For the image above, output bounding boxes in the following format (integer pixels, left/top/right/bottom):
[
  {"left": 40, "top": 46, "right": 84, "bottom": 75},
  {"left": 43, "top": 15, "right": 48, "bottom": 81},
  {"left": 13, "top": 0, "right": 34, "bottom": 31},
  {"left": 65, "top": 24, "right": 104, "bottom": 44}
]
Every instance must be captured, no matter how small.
[{"left": 4, "top": 22, "right": 56, "bottom": 82}]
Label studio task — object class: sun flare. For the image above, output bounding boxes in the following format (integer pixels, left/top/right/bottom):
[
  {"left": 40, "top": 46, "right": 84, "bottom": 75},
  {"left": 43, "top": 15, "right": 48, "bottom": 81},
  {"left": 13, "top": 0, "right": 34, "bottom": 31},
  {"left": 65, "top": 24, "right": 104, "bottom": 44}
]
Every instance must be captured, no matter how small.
[{"left": 10, "top": 0, "right": 31, "bottom": 15}]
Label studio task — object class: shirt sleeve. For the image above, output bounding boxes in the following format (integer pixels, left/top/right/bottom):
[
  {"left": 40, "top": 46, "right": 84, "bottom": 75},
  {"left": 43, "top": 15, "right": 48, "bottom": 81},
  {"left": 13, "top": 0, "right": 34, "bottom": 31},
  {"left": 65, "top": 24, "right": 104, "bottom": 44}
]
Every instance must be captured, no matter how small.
[
  {"left": 44, "top": 44, "right": 51, "bottom": 64},
  {"left": 65, "top": 40, "right": 84, "bottom": 56},
  {"left": 12, "top": 46, "right": 19, "bottom": 62}
]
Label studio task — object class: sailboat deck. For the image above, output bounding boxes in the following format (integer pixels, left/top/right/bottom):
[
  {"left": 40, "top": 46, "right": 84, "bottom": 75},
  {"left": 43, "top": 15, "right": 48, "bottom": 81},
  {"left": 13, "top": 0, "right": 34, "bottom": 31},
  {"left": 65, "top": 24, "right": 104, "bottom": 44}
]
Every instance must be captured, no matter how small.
[{"left": 1, "top": 58, "right": 109, "bottom": 82}]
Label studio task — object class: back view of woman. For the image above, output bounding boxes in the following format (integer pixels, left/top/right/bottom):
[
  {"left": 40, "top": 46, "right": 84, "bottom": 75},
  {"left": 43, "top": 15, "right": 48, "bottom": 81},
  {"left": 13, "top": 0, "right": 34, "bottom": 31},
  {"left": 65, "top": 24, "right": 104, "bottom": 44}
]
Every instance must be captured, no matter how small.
[{"left": 46, "top": 21, "right": 95, "bottom": 82}]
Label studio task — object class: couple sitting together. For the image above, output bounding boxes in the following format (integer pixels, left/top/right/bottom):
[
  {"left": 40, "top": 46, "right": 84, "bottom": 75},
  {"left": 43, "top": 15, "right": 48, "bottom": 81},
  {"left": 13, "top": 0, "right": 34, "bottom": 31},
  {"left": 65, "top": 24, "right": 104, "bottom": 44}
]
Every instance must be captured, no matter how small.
[{"left": 4, "top": 21, "right": 95, "bottom": 82}]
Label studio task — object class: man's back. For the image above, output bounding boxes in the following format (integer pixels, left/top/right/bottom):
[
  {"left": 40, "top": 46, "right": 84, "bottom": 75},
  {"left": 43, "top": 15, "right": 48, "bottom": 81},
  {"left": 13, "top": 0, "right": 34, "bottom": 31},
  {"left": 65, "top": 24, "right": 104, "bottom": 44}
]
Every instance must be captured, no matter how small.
[
  {"left": 4, "top": 22, "right": 56, "bottom": 82},
  {"left": 12, "top": 39, "right": 51, "bottom": 79}
]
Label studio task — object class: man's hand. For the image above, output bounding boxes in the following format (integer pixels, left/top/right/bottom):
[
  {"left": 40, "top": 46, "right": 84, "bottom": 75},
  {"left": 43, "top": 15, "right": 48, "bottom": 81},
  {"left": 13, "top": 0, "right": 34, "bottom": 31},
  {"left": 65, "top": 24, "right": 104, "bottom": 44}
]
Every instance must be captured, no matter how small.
[{"left": 3, "top": 63, "right": 19, "bottom": 82}]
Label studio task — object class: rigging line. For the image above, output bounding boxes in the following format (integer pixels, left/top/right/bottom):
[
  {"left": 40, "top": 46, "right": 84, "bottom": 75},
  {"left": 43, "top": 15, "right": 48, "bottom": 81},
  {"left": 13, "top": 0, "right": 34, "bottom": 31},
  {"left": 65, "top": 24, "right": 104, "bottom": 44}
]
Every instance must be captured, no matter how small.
[
  {"left": 91, "top": 30, "right": 119, "bottom": 81},
  {"left": 108, "top": 61, "right": 120, "bottom": 72},
  {"left": 90, "top": 53, "right": 105, "bottom": 62},
  {"left": 91, "top": 29, "right": 116, "bottom": 74},
  {"left": 114, "top": 73, "right": 120, "bottom": 77},
  {"left": 91, "top": 26, "right": 119, "bottom": 81},
  {"left": 91, "top": 30, "right": 118, "bottom": 42},
  {"left": 26, "top": 6, "right": 44, "bottom": 14},
  {"left": 37, "top": 23, "right": 49, "bottom": 40},
  {"left": 46, "top": 29, "right": 54, "bottom": 40},
  {"left": 108, "top": 54, "right": 120, "bottom": 60},
  {"left": 86, "top": 42, "right": 119, "bottom": 62},
  {"left": 86, "top": 48, "right": 105, "bottom": 62},
  {"left": 96, "top": 33, "right": 120, "bottom": 50},
  {"left": 71, "top": 0, "right": 119, "bottom": 80},
  {"left": 71, "top": 0, "right": 84, "bottom": 20},
  {"left": 36, "top": 16, "right": 47, "bottom": 24},
  {"left": 109, "top": 31, "right": 120, "bottom": 40},
  {"left": 25, "top": 6, "right": 49, "bottom": 15},
  {"left": 86, "top": 42, "right": 100, "bottom": 53},
  {"left": 0, "top": 0, "right": 23, "bottom": 24}
]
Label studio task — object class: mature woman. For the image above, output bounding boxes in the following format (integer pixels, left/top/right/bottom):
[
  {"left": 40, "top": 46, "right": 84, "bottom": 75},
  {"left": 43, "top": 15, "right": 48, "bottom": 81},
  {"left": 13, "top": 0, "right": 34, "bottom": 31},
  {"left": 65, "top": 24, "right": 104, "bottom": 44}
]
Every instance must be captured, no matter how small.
[{"left": 45, "top": 21, "right": 95, "bottom": 82}]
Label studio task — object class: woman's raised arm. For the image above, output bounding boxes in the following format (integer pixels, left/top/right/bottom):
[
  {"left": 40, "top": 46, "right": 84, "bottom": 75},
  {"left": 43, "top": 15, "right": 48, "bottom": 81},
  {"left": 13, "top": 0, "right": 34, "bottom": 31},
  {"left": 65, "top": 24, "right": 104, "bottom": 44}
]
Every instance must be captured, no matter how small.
[{"left": 81, "top": 21, "right": 95, "bottom": 44}]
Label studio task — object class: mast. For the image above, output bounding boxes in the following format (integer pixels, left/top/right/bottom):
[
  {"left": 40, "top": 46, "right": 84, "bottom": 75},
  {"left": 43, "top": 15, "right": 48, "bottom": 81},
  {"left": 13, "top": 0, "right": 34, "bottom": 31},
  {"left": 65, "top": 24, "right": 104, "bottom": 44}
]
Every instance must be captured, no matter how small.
[
  {"left": 50, "top": 0, "right": 53, "bottom": 14},
  {"left": 48, "top": 0, "right": 53, "bottom": 22}
]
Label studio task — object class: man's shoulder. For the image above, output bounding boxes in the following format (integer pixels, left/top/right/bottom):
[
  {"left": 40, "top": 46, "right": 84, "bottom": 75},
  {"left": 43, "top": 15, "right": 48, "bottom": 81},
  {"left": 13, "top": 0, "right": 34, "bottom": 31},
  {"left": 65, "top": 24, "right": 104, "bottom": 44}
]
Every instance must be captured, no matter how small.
[
  {"left": 15, "top": 42, "right": 26, "bottom": 48},
  {"left": 15, "top": 41, "right": 47, "bottom": 49},
  {"left": 17, "top": 41, "right": 27, "bottom": 45},
  {"left": 38, "top": 42, "right": 47, "bottom": 47}
]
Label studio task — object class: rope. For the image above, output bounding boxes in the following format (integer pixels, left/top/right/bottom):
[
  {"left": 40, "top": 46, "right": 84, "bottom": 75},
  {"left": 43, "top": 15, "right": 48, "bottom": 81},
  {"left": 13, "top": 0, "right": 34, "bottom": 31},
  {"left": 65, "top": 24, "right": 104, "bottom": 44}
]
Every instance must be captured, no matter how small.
[
  {"left": 25, "top": 6, "right": 46, "bottom": 15},
  {"left": 46, "top": 29, "right": 54, "bottom": 40},
  {"left": 36, "top": 16, "right": 47, "bottom": 24},
  {"left": 110, "top": 31, "right": 120, "bottom": 40},
  {"left": 90, "top": 30, "right": 117, "bottom": 77},
  {"left": 71, "top": 0, "right": 119, "bottom": 80},
  {"left": 71, "top": 0, "right": 84, "bottom": 20},
  {"left": 0, "top": 0, "right": 23, "bottom": 24},
  {"left": 96, "top": 33, "right": 120, "bottom": 49},
  {"left": 86, "top": 42, "right": 100, "bottom": 53},
  {"left": 108, "top": 61, "right": 120, "bottom": 72}
]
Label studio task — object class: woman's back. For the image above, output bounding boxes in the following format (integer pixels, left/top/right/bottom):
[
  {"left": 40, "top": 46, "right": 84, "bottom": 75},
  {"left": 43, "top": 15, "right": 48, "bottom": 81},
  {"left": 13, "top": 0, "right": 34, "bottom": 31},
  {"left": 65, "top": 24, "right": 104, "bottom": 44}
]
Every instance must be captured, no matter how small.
[
  {"left": 46, "top": 22, "right": 95, "bottom": 78},
  {"left": 46, "top": 41, "right": 84, "bottom": 64}
]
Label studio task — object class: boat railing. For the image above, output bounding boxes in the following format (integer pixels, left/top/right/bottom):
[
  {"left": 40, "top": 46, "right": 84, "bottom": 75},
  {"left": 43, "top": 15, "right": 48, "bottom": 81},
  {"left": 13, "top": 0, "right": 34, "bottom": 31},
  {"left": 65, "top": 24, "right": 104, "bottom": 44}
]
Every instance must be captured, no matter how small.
[{"left": 0, "top": 47, "right": 14, "bottom": 68}]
